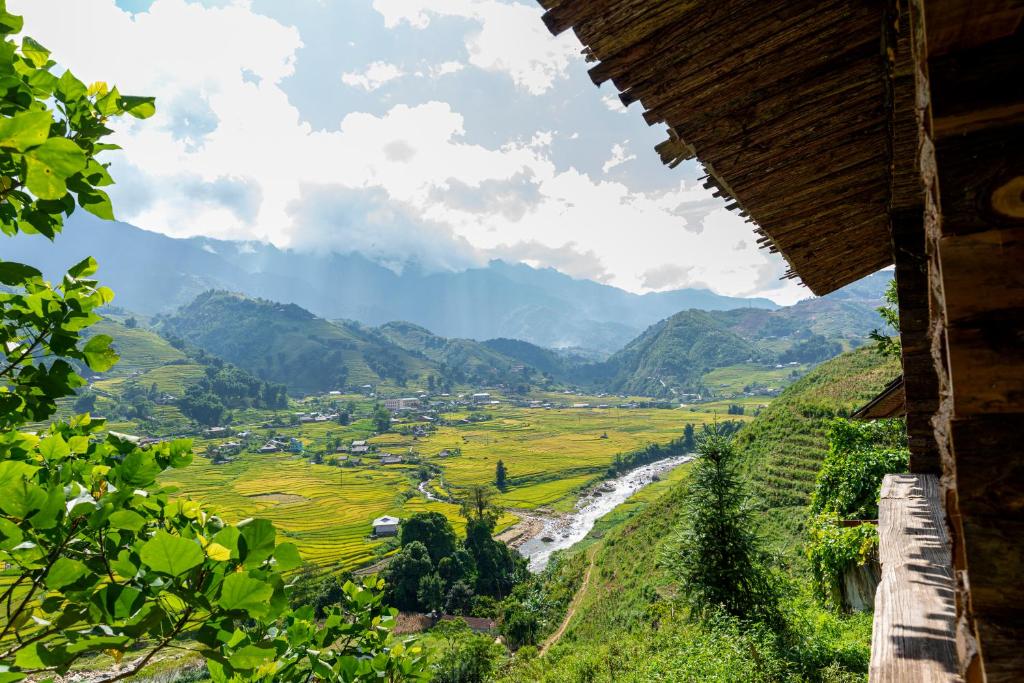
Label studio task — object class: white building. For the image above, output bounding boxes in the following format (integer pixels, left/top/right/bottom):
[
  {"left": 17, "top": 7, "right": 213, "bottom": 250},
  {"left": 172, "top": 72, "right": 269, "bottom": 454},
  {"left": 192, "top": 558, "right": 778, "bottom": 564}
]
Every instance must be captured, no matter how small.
[
  {"left": 372, "top": 516, "right": 400, "bottom": 537},
  {"left": 384, "top": 397, "right": 420, "bottom": 412}
]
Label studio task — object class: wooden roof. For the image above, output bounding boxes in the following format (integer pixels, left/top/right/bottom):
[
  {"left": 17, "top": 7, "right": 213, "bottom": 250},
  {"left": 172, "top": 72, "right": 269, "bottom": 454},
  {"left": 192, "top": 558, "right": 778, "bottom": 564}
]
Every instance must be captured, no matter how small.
[
  {"left": 538, "top": 1, "right": 898, "bottom": 295},
  {"left": 853, "top": 376, "right": 906, "bottom": 420}
]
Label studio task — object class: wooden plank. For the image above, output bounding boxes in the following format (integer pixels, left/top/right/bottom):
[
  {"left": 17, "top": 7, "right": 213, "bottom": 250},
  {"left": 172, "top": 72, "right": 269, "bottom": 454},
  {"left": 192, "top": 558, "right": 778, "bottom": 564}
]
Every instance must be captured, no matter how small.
[{"left": 870, "top": 473, "right": 960, "bottom": 683}]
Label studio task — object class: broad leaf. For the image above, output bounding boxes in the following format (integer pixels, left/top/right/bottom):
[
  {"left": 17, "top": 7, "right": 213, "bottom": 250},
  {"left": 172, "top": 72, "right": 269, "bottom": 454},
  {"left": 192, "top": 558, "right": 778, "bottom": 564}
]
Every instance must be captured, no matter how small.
[
  {"left": 108, "top": 509, "right": 146, "bottom": 532},
  {"left": 139, "top": 530, "right": 203, "bottom": 576},
  {"left": 45, "top": 557, "right": 88, "bottom": 590},
  {"left": 81, "top": 334, "right": 118, "bottom": 371},
  {"left": 0, "top": 110, "right": 51, "bottom": 151},
  {"left": 218, "top": 572, "right": 274, "bottom": 616},
  {"left": 0, "top": 260, "right": 42, "bottom": 285},
  {"left": 24, "top": 137, "right": 86, "bottom": 199}
]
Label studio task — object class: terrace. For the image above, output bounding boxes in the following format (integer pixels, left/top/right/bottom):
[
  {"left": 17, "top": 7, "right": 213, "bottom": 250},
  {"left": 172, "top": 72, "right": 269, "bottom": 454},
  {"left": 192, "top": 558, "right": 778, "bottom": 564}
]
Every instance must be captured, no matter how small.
[{"left": 540, "top": 0, "right": 1023, "bottom": 679}]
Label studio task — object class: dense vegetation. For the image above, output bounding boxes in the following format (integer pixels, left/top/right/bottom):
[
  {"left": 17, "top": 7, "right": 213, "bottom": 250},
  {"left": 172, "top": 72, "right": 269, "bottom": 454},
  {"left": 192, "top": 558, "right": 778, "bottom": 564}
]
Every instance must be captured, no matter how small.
[
  {"left": 159, "top": 291, "right": 434, "bottom": 393},
  {"left": 0, "top": 15, "right": 425, "bottom": 680}
]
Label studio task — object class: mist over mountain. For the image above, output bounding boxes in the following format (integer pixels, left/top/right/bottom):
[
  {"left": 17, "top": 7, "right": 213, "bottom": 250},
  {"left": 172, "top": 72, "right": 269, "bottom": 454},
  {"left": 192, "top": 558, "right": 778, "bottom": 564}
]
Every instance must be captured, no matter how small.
[{"left": 5, "top": 214, "right": 781, "bottom": 353}]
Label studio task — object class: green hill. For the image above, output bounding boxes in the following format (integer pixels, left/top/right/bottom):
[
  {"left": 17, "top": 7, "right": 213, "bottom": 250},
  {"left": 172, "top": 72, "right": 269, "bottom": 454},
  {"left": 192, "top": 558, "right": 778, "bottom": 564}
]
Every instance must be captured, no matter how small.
[
  {"left": 87, "top": 319, "right": 186, "bottom": 376},
  {"left": 594, "top": 309, "right": 763, "bottom": 395},
  {"left": 735, "top": 346, "right": 900, "bottom": 550},
  {"left": 375, "top": 321, "right": 527, "bottom": 386},
  {"left": 160, "top": 291, "right": 434, "bottom": 393}
]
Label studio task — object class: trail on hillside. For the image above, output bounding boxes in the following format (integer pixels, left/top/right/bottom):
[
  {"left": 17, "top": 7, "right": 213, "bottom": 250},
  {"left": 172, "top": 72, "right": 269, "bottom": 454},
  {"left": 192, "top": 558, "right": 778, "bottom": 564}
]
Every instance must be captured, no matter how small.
[{"left": 540, "top": 548, "right": 597, "bottom": 656}]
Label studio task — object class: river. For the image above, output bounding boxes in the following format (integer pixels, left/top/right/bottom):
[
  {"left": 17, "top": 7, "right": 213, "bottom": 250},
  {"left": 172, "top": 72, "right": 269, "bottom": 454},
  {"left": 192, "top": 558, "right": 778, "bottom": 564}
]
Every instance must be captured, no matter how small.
[{"left": 517, "top": 455, "right": 692, "bottom": 572}]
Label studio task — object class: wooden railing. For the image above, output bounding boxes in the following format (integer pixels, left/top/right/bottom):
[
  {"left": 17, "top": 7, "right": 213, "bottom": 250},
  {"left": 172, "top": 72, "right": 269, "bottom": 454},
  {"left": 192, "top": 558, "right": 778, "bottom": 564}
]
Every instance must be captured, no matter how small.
[{"left": 869, "top": 474, "right": 961, "bottom": 682}]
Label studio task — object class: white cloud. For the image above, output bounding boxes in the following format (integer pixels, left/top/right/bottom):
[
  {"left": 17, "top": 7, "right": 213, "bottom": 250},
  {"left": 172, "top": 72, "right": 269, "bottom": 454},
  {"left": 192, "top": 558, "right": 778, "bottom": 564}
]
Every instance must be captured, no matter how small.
[
  {"left": 11, "top": 0, "right": 808, "bottom": 305},
  {"left": 341, "top": 61, "right": 404, "bottom": 91},
  {"left": 429, "top": 61, "right": 465, "bottom": 78},
  {"left": 602, "top": 143, "right": 636, "bottom": 173},
  {"left": 602, "top": 93, "right": 628, "bottom": 114},
  {"left": 371, "top": 0, "right": 579, "bottom": 95}
]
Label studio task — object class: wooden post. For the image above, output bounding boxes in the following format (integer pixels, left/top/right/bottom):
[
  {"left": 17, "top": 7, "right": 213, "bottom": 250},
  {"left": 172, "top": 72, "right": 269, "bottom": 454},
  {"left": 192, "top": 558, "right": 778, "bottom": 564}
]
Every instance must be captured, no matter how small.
[
  {"left": 923, "top": 7, "right": 1024, "bottom": 680},
  {"left": 886, "top": 1, "right": 943, "bottom": 474}
]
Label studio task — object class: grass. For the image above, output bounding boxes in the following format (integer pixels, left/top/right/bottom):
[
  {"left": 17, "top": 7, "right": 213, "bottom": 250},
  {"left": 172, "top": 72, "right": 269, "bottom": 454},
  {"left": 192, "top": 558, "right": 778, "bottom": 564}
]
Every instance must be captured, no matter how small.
[
  {"left": 734, "top": 347, "right": 900, "bottom": 557},
  {"left": 702, "top": 362, "right": 809, "bottom": 395}
]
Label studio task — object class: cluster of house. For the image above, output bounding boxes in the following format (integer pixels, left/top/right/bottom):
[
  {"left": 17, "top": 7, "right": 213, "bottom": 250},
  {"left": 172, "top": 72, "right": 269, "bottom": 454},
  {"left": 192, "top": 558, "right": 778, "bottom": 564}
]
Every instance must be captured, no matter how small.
[
  {"left": 294, "top": 410, "right": 339, "bottom": 423},
  {"left": 258, "top": 436, "right": 303, "bottom": 454},
  {"left": 340, "top": 440, "right": 403, "bottom": 465}
]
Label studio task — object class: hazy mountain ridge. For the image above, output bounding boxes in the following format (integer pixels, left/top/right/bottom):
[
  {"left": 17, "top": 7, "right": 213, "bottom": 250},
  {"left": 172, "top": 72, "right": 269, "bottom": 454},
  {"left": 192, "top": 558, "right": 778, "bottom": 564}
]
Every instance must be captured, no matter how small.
[{"left": 5, "top": 214, "right": 781, "bottom": 353}]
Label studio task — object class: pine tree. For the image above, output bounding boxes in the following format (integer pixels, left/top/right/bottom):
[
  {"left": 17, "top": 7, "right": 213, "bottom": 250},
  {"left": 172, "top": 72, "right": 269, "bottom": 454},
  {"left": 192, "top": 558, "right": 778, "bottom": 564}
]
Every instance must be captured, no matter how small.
[
  {"left": 668, "top": 428, "right": 779, "bottom": 624},
  {"left": 495, "top": 459, "right": 507, "bottom": 490}
]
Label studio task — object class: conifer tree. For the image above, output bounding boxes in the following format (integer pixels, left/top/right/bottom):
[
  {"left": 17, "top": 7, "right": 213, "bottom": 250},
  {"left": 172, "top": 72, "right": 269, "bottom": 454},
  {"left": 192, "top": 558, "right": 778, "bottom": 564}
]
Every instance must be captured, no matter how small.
[{"left": 668, "top": 428, "right": 779, "bottom": 624}]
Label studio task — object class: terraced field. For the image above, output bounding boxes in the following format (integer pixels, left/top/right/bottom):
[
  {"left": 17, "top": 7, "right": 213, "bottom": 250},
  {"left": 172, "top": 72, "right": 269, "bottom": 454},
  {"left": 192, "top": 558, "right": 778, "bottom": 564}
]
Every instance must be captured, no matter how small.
[
  {"left": 734, "top": 347, "right": 900, "bottom": 552},
  {"left": 701, "top": 362, "right": 809, "bottom": 395},
  {"left": 160, "top": 403, "right": 748, "bottom": 572}
]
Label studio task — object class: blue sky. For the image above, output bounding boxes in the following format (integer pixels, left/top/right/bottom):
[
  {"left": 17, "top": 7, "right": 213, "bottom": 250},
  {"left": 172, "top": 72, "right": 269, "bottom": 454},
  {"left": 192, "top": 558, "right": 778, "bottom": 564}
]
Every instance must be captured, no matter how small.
[{"left": 13, "top": 0, "right": 806, "bottom": 303}]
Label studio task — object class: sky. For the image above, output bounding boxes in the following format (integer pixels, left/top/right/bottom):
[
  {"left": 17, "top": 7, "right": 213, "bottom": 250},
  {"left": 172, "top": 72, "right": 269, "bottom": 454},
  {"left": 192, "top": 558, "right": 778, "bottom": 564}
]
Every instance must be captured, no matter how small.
[{"left": 13, "top": 0, "right": 808, "bottom": 304}]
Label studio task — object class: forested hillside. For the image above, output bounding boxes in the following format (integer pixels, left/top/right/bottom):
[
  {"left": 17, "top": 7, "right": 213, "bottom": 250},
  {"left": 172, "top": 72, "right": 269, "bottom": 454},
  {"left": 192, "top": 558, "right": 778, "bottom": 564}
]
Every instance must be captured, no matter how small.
[
  {"left": 591, "top": 309, "right": 759, "bottom": 395},
  {"left": 160, "top": 291, "right": 433, "bottom": 393},
  {"left": 499, "top": 348, "right": 898, "bottom": 681}
]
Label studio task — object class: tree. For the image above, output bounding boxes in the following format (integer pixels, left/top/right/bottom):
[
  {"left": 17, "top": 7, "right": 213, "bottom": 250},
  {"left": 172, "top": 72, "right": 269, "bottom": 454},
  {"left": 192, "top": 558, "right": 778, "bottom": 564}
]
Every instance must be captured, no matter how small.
[
  {"left": 683, "top": 423, "right": 696, "bottom": 451},
  {"left": 495, "top": 459, "right": 507, "bottom": 490},
  {"left": 124, "top": 316, "right": 137, "bottom": 328},
  {"left": 417, "top": 573, "right": 445, "bottom": 614},
  {"left": 869, "top": 278, "right": 901, "bottom": 359},
  {"left": 444, "top": 579, "right": 475, "bottom": 615},
  {"left": 460, "top": 484, "right": 500, "bottom": 526},
  {"left": 666, "top": 429, "right": 779, "bottom": 625},
  {"left": 430, "top": 618, "right": 503, "bottom": 683},
  {"left": 400, "top": 511, "right": 458, "bottom": 565},
  {"left": 385, "top": 541, "right": 434, "bottom": 611},
  {"left": 500, "top": 602, "right": 540, "bottom": 650},
  {"left": 0, "top": 9, "right": 427, "bottom": 681},
  {"left": 373, "top": 404, "right": 392, "bottom": 433}
]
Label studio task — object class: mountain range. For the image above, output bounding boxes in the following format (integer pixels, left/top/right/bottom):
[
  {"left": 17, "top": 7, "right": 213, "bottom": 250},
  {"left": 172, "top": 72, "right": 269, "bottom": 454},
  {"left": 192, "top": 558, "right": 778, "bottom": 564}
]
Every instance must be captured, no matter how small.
[
  {"left": 153, "top": 268, "right": 890, "bottom": 396},
  {"left": 6, "top": 214, "right": 785, "bottom": 353}
]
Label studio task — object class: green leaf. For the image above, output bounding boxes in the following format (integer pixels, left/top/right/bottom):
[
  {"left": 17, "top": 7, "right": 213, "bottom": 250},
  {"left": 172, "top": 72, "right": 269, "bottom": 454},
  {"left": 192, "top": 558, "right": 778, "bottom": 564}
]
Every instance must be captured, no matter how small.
[
  {"left": 227, "top": 644, "right": 276, "bottom": 670},
  {"left": 120, "top": 95, "right": 156, "bottom": 119},
  {"left": 45, "top": 556, "right": 88, "bottom": 590},
  {"left": 67, "top": 255, "right": 98, "bottom": 278},
  {"left": 56, "top": 69, "right": 87, "bottom": 102},
  {"left": 109, "top": 509, "right": 146, "bottom": 532},
  {"left": 273, "top": 542, "right": 302, "bottom": 571},
  {"left": 77, "top": 186, "right": 114, "bottom": 220},
  {"left": 0, "top": 460, "right": 39, "bottom": 487},
  {"left": 169, "top": 439, "right": 193, "bottom": 468},
  {"left": 139, "top": 530, "right": 203, "bottom": 576},
  {"left": 24, "top": 137, "right": 87, "bottom": 200},
  {"left": 38, "top": 434, "right": 70, "bottom": 461},
  {"left": 0, "top": 517, "right": 24, "bottom": 550},
  {"left": 218, "top": 572, "right": 274, "bottom": 617},
  {"left": 21, "top": 36, "right": 49, "bottom": 67},
  {"left": 238, "top": 518, "right": 276, "bottom": 567},
  {"left": 0, "top": 6, "right": 24, "bottom": 35},
  {"left": 0, "top": 260, "right": 42, "bottom": 285},
  {"left": 0, "top": 110, "right": 52, "bottom": 151},
  {"left": 82, "top": 334, "right": 118, "bottom": 371},
  {"left": 117, "top": 449, "right": 159, "bottom": 486}
]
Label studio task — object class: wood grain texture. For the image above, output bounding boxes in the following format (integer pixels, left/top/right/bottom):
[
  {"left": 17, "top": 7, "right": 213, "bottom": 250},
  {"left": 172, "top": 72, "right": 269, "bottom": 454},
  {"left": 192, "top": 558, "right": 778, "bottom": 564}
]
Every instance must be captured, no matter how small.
[{"left": 870, "top": 474, "right": 961, "bottom": 683}]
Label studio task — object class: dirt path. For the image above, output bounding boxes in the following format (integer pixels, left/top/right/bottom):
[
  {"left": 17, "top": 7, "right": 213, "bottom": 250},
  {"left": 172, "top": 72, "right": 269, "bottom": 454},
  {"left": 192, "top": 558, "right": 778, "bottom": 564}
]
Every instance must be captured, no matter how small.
[{"left": 540, "top": 547, "right": 597, "bottom": 656}]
